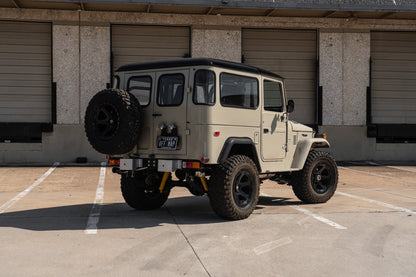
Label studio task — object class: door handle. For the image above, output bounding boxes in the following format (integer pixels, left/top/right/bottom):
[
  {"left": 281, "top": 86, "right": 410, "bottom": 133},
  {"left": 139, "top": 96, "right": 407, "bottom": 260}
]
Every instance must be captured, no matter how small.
[
  {"left": 152, "top": 113, "right": 162, "bottom": 117},
  {"left": 263, "top": 129, "right": 269, "bottom": 134}
]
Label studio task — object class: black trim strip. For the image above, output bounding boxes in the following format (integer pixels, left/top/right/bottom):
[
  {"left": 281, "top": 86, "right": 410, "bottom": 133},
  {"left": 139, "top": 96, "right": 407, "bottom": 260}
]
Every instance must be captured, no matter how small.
[
  {"left": 317, "top": 86, "right": 323, "bottom": 126},
  {"left": 52, "top": 82, "right": 57, "bottom": 124},
  {"left": 366, "top": 86, "right": 372, "bottom": 125},
  {"left": 367, "top": 57, "right": 372, "bottom": 125}
]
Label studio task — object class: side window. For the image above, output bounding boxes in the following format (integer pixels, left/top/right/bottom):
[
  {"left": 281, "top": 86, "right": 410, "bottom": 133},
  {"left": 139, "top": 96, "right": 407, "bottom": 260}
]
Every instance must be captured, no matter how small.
[
  {"left": 263, "top": 80, "right": 283, "bottom": 112},
  {"left": 127, "top": 76, "right": 152, "bottom": 106},
  {"left": 193, "top": 70, "right": 216, "bottom": 105},
  {"left": 157, "top": 74, "right": 184, "bottom": 106},
  {"left": 220, "top": 73, "right": 258, "bottom": 109}
]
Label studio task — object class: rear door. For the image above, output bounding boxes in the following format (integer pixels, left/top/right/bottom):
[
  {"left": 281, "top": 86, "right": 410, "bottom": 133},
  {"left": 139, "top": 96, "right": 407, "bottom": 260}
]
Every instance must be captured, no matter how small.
[
  {"left": 152, "top": 70, "right": 189, "bottom": 156},
  {"left": 125, "top": 72, "right": 155, "bottom": 154}
]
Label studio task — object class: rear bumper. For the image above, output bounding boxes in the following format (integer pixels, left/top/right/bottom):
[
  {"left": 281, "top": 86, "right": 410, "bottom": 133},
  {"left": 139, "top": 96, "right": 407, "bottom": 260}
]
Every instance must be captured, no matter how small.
[{"left": 119, "top": 158, "right": 201, "bottom": 172}]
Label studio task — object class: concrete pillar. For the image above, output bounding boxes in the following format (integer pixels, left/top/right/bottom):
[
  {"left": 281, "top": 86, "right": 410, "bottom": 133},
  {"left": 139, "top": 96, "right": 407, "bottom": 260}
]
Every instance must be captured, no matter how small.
[
  {"left": 319, "top": 31, "right": 370, "bottom": 126},
  {"left": 342, "top": 32, "right": 370, "bottom": 125},
  {"left": 191, "top": 27, "right": 241, "bottom": 62},
  {"left": 80, "top": 25, "right": 111, "bottom": 122},
  {"left": 53, "top": 24, "right": 80, "bottom": 124}
]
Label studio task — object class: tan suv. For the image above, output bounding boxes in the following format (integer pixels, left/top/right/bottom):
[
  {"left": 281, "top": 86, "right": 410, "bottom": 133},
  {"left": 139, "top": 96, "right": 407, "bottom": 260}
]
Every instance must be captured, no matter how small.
[{"left": 85, "top": 58, "right": 338, "bottom": 220}]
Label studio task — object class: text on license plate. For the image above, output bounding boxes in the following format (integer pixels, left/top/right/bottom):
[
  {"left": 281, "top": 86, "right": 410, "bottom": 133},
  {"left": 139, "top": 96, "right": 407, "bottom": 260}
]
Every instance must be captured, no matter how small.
[{"left": 157, "top": 136, "right": 179, "bottom": 150}]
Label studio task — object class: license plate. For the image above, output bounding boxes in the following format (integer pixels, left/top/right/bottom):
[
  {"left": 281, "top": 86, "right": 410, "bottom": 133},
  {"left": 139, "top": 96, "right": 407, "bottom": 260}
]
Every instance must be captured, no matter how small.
[{"left": 157, "top": 136, "right": 179, "bottom": 150}]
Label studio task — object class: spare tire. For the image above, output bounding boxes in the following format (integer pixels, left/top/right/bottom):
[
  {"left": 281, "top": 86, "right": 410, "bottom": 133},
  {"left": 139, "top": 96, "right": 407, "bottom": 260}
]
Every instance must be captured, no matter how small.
[{"left": 84, "top": 88, "right": 142, "bottom": 155}]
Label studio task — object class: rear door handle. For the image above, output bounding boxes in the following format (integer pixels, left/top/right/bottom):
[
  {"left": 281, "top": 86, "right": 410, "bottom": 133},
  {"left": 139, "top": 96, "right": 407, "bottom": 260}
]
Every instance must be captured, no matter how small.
[{"left": 152, "top": 113, "right": 162, "bottom": 117}]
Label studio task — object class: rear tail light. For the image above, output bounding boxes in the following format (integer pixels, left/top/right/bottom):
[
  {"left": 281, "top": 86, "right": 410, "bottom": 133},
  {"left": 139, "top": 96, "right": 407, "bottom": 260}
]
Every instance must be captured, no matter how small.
[
  {"left": 108, "top": 159, "right": 120, "bottom": 166},
  {"left": 184, "top": 162, "right": 200, "bottom": 169}
]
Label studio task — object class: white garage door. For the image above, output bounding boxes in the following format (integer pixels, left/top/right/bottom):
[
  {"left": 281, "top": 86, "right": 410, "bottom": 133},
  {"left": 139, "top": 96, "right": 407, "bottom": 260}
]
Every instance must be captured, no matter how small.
[
  {"left": 242, "top": 29, "right": 317, "bottom": 124},
  {"left": 371, "top": 32, "right": 416, "bottom": 124},
  {"left": 111, "top": 25, "right": 190, "bottom": 71},
  {"left": 0, "top": 21, "right": 51, "bottom": 123}
]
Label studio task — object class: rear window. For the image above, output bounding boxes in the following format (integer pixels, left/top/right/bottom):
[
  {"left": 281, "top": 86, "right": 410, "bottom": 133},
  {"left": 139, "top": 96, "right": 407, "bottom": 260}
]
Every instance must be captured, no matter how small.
[
  {"left": 157, "top": 74, "right": 184, "bottom": 106},
  {"left": 127, "top": 76, "right": 152, "bottom": 106},
  {"left": 220, "top": 73, "right": 258, "bottom": 109}
]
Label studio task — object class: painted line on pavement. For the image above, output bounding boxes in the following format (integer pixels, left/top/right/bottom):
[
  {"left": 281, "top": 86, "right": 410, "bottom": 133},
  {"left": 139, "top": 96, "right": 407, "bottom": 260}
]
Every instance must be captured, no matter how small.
[
  {"left": 260, "top": 192, "right": 347, "bottom": 230},
  {"left": 339, "top": 166, "right": 416, "bottom": 184},
  {"left": 0, "top": 162, "right": 60, "bottom": 214},
  {"left": 253, "top": 237, "right": 293, "bottom": 255},
  {"left": 337, "top": 191, "right": 416, "bottom": 216},
  {"left": 366, "top": 161, "right": 416, "bottom": 173},
  {"left": 84, "top": 162, "right": 106, "bottom": 235}
]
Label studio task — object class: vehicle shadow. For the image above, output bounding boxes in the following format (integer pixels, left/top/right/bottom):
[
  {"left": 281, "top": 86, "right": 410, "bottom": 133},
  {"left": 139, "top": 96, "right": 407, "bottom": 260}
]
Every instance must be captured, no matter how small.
[{"left": 0, "top": 195, "right": 304, "bottom": 231}]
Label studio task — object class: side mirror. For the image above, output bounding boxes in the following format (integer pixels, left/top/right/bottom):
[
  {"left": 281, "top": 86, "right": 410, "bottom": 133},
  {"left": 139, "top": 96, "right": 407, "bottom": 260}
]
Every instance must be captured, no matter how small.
[{"left": 287, "top": 100, "right": 295, "bottom": 113}]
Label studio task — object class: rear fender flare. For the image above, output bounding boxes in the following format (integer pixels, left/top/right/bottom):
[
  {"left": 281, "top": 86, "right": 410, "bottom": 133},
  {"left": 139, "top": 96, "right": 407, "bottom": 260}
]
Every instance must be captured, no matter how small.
[{"left": 217, "top": 137, "right": 260, "bottom": 170}]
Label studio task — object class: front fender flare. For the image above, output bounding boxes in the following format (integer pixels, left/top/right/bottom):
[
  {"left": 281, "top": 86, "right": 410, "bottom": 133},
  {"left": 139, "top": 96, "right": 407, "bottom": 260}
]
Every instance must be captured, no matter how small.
[{"left": 290, "top": 138, "right": 330, "bottom": 170}]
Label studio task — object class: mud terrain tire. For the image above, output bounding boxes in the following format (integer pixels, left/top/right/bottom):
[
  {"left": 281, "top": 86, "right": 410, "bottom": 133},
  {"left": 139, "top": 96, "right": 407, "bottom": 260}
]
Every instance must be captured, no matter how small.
[
  {"left": 121, "top": 173, "right": 170, "bottom": 210},
  {"left": 208, "top": 155, "right": 260, "bottom": 220},
  {"left": 85, "top": 89, "right": 141, "bottom": 155},
  {"left": 292, "top": 150, "right": 338, "bottom": 203}
]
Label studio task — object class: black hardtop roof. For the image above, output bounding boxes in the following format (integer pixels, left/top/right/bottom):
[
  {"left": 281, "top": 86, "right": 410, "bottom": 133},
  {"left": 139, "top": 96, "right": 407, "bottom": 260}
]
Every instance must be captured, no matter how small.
[{"left": 116, "top": 58, "right": 283, "bottom": 79}]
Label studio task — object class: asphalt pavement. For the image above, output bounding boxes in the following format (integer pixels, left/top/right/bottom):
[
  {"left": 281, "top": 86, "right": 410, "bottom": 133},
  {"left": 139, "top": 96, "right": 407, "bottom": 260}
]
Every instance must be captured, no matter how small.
[{"left": 0, "top": 162, "right": 415, "bottom": 277}]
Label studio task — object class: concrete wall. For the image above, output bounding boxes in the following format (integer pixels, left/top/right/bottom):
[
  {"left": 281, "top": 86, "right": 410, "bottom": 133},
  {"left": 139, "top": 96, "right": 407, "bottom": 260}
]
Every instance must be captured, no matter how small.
[
  {"left": 80, "top": 25, "right": 111, "bottom": 123},
  {"left": 191, "top": 27, "right": 241, "bottom": 62},
  {"left": 319, "top": 31, "right": 369, "bottom": 126},
  {"left": 53, "top": 24, "right": 80, "bottom": 125},
  {"left": 1, "top": 7, "right": 416, "bottom": 163},
  {"left": 318, "top": 31, "right": 416, "bottom": 161}
]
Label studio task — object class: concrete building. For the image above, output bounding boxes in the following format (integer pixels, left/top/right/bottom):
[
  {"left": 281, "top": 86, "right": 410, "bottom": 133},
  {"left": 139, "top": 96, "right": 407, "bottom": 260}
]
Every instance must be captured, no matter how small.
[{"left": 0, "top": 0, "right": 415, "bottom": 163}]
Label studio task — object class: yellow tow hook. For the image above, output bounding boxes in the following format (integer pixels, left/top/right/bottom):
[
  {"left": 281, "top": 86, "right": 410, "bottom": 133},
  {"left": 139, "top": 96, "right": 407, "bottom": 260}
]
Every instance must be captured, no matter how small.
[
  {"left": 200, "top": 177, "right": 208, "bottom": 192},
  {"left": 159, "top": 172, "right": 170, "bottom": 193}
]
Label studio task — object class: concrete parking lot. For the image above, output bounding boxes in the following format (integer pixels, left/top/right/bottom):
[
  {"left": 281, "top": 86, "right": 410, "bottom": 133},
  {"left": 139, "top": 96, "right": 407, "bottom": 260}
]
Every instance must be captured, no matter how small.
[{"left": 0, "top": 162, "right": 415, "bottom": 277}]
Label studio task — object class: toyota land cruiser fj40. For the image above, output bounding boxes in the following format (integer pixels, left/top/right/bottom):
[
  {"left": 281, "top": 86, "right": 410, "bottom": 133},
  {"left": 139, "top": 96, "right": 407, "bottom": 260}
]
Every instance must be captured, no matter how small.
[{"left": 84, "top": 58, "right": 338, "bottom": 220}]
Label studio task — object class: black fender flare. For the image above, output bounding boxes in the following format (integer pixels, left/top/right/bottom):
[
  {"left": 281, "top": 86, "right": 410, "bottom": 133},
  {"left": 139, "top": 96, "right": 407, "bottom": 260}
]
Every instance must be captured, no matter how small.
[{"left": 217, "top": 137, "right": 260, "bottom": 170}]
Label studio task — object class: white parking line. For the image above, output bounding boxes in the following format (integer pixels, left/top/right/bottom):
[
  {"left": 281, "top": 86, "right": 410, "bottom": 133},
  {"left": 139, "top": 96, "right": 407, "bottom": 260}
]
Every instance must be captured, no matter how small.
[
  {"left": 85, "top": 162, "right": 107, "bottom": 235},
  {"left": 253, "top": 237, "right": 293, "bottom": 255},
  {"left": 386, "top": 166, "right": 416, "bottom": 173},
  {"left": 260, "top": 192, "right": 347, "bottom": 230},
  {"left": 366, "top": 161, "right": 416, "bottom": 173},
  {"left": 339, "top": 166, "right": 416, "bottom": 184},
  {"left": 337, "top": 191, "right": 416, "bottom": 216},
  {"left": 0, "top": 162, "right": 60, "bottom": 214}
]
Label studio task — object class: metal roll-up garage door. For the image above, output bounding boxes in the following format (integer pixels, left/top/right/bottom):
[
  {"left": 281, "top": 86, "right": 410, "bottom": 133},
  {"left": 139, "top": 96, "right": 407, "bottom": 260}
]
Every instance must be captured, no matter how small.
[
  {"left": 371, "top": 32, "right": 416, "bottom": 124},
  {"left": 0, "top": 21, "right": 51, "bottom": 123},
  {"left": 242, "top": 29, "right": 317, "bottom": 124},
  {"left": 111, "top": 25, "right": 190, "bottom": 71}
]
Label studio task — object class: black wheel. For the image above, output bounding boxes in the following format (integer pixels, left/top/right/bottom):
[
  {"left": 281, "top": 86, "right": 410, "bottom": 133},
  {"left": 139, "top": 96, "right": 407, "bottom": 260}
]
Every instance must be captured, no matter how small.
[
  {"left": 121, "top": 173, "right": 170, "bottom": 210},
  {"left": 291, "top": 150, "right": 338, "bottom": 204},
  {"left": 208, "top": 155, "right": 260, "bottom": 220},
  {"left": 84, "top": 88, "right": 142, "bottom": 155}
]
